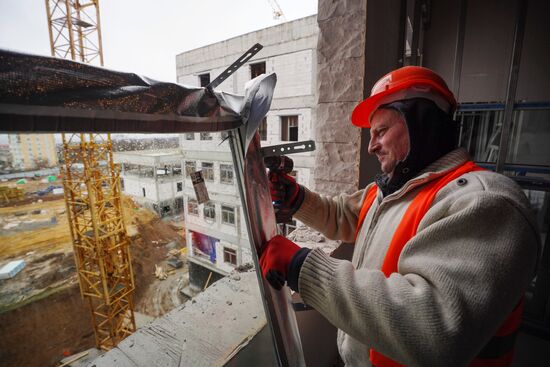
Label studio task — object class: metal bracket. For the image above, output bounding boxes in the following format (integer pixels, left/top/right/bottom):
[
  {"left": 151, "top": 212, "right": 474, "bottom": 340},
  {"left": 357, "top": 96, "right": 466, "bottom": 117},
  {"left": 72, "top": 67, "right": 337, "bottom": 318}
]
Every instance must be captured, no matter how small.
[
  {"left": 260, "top": 140, "right": 316, "bottom": 158},
  {"left": 207, "top": 43, "right": 264, "bottom": 90}
]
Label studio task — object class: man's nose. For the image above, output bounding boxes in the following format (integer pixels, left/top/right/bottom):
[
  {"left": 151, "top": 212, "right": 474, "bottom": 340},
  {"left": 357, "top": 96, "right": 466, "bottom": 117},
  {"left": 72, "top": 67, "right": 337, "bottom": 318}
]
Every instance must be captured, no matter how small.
[{"left": 368, "top": 137, "right": 380, "bottom": 155}]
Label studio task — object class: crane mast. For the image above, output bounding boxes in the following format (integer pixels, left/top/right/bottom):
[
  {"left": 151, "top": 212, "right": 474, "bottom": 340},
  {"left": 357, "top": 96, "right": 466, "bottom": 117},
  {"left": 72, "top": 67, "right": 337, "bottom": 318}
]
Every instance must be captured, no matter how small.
[{"left": 44, "top": 0, "right": 136, "bottom": 351}]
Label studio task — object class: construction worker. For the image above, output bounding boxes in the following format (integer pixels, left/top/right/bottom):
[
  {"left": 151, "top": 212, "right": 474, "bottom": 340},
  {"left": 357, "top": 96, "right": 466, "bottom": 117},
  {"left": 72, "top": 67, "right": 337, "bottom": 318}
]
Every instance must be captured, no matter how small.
[{"left": 260, "top": 66, "right": 540, "bottom": 366}]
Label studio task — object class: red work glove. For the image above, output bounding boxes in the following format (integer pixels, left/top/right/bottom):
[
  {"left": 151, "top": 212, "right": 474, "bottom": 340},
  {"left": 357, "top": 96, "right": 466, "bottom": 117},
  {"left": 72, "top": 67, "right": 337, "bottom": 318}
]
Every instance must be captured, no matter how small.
[
  {"left": 259, "top": 235, "right": 300, "bottom": 290},
  {"left": 268, "top": 171, "right": 305, "bottom": 223}
]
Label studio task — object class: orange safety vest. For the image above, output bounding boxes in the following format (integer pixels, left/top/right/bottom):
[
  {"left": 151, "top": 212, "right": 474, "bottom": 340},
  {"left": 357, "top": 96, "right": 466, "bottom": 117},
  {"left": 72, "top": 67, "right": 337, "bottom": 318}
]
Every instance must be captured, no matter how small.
[{"left": 355, "top": 161, "right": 523, "bottom": 367}]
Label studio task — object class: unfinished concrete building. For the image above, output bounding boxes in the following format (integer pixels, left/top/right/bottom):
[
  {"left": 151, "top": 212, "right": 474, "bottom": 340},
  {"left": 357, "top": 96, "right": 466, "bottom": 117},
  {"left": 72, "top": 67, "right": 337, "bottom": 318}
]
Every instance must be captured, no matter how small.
[
  {"left": 114, "top": 150, "right": 184, "bottom": 217},
  {"left": 176, "top": 15, "right": 319, "bottom": 290},
  {"left": 177, "top": 132, "right": 253, "bottom": 292}
]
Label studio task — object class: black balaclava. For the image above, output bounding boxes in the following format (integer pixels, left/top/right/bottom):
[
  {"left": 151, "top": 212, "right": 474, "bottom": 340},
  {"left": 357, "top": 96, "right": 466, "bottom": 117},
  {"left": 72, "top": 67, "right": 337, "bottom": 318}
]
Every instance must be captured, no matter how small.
[{"left": 374, "top": 97, "right": 460, "bottom": 197}]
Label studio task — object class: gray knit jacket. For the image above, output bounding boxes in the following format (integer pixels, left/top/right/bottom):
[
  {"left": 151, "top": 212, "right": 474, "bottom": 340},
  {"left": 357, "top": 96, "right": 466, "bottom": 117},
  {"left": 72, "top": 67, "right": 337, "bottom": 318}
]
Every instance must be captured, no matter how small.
[{"left": 294, "top": 148, "right": 540, "bottom": 367}]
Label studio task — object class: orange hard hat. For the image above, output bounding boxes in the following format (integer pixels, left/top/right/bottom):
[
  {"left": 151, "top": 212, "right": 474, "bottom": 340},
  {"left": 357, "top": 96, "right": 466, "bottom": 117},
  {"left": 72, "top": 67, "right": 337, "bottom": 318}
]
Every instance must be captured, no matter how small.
[{"left": 351, "top": 66, "right": 457, "bottom": 128}]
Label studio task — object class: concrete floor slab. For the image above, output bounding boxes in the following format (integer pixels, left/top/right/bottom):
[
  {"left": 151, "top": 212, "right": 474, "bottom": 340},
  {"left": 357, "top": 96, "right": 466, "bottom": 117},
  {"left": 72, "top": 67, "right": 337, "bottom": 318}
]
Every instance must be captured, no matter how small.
[{"left": 88, "top": 270, "right": 268, "bottom": 367}]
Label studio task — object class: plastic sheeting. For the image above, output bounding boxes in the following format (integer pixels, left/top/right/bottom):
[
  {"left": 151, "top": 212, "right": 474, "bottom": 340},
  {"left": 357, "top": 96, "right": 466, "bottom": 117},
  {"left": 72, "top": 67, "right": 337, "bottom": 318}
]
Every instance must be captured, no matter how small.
[{"left": 0, "top": 49, "right": 275, "bottom": 133}]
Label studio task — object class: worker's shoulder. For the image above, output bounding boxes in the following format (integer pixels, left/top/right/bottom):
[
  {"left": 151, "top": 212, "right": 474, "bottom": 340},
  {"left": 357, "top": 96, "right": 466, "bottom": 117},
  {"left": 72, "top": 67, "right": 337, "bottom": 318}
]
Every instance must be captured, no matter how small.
[{"left": 437, "top": 169, "right": 529, "bottom": 209}]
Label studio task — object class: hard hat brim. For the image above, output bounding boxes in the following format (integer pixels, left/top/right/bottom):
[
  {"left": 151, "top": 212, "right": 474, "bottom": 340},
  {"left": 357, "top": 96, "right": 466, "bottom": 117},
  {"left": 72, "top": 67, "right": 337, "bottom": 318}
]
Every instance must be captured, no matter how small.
[
  {"left": 351, "top": 79, "right": 457, "bottom": 128},
  {"left": 351, "top": 87, "right": 397, "bottom": 128}
]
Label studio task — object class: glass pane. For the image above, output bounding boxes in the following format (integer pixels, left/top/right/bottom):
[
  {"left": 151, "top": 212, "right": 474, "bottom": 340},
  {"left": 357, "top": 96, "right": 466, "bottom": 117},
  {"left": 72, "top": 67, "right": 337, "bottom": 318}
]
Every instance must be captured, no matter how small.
[
  {"left": 0, "top": 132, "right": 192, "bottom": 365},
  {"left": 521, "top": 189, "right": 549, "bottom": 324},
  {"left": 220, "top": 164, "right": 234, "bottom": 184},
  {"left": 456, "top": 107, "right": 505, "bottom": 163},
  {"left": 506, "top": 108, "right": 550, "bottom": 166},
  {"left": 200, "top": 132, "right": 212, "bottom": 140},
  {"left": 523, "top": 189, "right": 549, "bottom": 246},
  {"left": 201, "top": 162, "right": 214, "bottom": 181},
  {"left": 0, "top": 130, "right": 283, "bottom": 366}
]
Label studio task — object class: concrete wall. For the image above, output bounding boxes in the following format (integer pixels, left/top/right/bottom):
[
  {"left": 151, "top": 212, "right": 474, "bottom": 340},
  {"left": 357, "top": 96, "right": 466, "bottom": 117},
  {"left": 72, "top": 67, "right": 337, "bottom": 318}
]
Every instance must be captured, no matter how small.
[
  {"left": 314, "top": 0, "right": 367, "bottom": 195},
  {"left": 423, "top": 0, "right": 550, "bottom": 103},
  {"left": 123, "top": 176, "right": 183, "bottom": 204}
]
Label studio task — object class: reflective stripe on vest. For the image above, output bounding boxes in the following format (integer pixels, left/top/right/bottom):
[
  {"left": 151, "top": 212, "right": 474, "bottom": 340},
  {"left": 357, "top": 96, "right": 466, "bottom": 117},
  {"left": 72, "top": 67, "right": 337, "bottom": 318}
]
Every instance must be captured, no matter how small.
[{"left": 355, "top": 161, "right": 522, "bottom": 367}]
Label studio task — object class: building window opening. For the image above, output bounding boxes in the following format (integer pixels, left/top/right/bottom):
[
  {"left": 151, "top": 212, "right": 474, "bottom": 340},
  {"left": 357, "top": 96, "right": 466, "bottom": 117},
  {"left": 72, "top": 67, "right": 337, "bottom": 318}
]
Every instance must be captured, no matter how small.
[
  {"left": 157, "top": 165, "right": 170, "bottom": 177},
  {"left": 185, "top": 161, "right": 196, "bottom": 177},
  {"left": 142, "top": 188, "right": 146, "bottom": 197},
  {"left": 281, "top": 115, "right": 299, "bottom": 141},
  {"left": 185, "top": 133, "right": 195, "bottom": 140},
  {"left": 250, "top": 61, "right": 266, "bottom": 79},
  {"left": 220, "top": 164, "right": 233, "bottom": 184},
  {"left": 456, "top": 107, "right": 504, "bottom": 163},
  {"left": 175, "top": 197, "right": 184, "bottom": 213},
  {"left": 200, "top": 132, "right": 213, "bottom": 141},
  {"left": 259, "top": 117, "right": 267, "bottom": 141},
  {"left": 177, "top": 182, "right": 183, "bottom": 192},
  {"left": 223, "top": 247, "right": 237, "bottom": 265},
  {"left": 141, "top": 166, "right": 154, "bottom": 178},
  {"left": 188, "top": 199, "right": 199, "bottom": 216},
  {"left": 199, "top": 73, "right": 210, "bottom": 87},
  {"left": 221, "top": 205, "right": 235, "bottom": 225},
  {"left": 201, "top": 162, "right": 214, "bottom": 181},
  {"left": 173, "top": 166, "right": 182, "bottom": 176},
  {"left": 204, "top": 202, "right": 216, "bottom": 220},
  {"left": 161, "top": 205, "right": 171, "bottom": 216}
]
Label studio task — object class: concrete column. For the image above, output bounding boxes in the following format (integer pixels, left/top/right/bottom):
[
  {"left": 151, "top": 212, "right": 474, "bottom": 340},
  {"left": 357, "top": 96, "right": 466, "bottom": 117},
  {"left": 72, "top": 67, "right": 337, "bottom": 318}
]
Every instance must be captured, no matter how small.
[
  {"left": 313, "top": 0, "right": 367, "bottom": 195},
  {"left": 359, "top": 0, "right": 405, "bottom": 188}
]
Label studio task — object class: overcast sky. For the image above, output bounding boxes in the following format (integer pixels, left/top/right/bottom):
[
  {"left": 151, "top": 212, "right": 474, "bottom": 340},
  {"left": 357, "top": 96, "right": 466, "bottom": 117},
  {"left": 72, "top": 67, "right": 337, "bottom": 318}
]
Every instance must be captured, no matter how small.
[
  {"left": 0, "top": 0, "right": 318, "bottom": 82},
  {"left": 0, "top": 1, "right": 317, "bottom": 144}
]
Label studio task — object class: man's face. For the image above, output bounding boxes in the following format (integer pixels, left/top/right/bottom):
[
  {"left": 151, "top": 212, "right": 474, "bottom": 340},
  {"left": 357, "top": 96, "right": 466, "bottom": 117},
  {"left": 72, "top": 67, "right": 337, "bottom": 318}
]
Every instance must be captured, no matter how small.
[{"left": 368, "top": 108, "right": 410, "bottom": 176}]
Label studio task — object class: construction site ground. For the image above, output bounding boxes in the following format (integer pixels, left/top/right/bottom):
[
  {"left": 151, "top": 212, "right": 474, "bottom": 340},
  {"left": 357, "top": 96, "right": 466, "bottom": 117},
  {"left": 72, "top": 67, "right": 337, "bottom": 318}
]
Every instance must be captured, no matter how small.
[{"left": 0, "top": 177, "right": 189, "bottom": 367}]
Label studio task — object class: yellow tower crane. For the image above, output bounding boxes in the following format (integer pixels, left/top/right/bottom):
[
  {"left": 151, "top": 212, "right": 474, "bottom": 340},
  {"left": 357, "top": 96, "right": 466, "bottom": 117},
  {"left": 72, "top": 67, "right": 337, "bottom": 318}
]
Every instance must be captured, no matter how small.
[{"left": 44, "top": 0, "right": 136, "bottom": 350}]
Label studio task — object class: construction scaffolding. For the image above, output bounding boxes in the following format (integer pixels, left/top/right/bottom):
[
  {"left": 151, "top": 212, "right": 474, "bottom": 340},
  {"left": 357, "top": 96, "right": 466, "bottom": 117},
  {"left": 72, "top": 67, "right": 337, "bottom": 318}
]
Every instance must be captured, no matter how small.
[{"left": 61, "top": 134, "right": 136, "bottom": 350}]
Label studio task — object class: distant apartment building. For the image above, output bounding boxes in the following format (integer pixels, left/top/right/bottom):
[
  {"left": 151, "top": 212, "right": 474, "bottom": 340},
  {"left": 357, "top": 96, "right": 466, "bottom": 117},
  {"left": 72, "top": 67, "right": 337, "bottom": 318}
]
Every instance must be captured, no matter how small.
[
  {"left": 114, "top": 149, "right": 184, "bottom": 217},
  {"left": 8, "top": 134, "right": 58, "bottom": 170},
  {"left": 176, "top": 15, "right": 318, "bottom": 288},
  {"left": 0, "top": 145, "right": 11, "bottom": 171}
]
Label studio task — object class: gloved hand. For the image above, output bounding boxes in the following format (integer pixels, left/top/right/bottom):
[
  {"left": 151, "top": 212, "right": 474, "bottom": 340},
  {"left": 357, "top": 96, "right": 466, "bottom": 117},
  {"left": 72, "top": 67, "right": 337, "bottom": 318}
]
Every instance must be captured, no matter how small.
[
  {"left": 259, "top": 235, "right": 301, "bottom": 290},
  {"left": 268, "top": 171, "right": 305, "bottom": 223}
]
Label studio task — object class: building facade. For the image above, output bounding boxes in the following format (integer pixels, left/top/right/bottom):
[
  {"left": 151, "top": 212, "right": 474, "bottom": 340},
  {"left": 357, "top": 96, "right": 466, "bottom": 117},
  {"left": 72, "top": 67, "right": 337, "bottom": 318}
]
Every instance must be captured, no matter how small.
[
  {"left": 114, "top": 150, "right": 184, "bottom": 217},
  {"left": 176, "top": 15, "right": 319, "bottom": 288},
  {"left": 179, "top": 133, "right": 251, "bottom": 290},
  {"left": 8, "top": 134, "right": 58, "bottom": 171}
]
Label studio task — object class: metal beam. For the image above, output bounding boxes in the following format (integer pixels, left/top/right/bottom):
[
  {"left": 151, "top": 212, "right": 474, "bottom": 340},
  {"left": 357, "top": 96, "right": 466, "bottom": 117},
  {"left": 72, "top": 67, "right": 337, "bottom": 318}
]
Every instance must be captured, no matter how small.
[
  {"left": 496, "top": 0, "right": 528, "bottom": 173},
  {"left": 451, "top": 0, "right": 468, "bottom": 98}
]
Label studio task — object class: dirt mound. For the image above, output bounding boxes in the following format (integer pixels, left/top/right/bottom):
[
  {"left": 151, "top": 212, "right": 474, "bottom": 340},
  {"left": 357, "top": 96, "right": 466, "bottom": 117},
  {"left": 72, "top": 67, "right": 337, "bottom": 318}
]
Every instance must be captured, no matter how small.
[
  {"left": 0, "top": 285, "right": 95, "bottom": 367},
  {"left": 0, "top": 192, "right": 188, "bottom": 366},
  {"left": 131, "top": 215, "right": 187, "bottom": 316}
]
